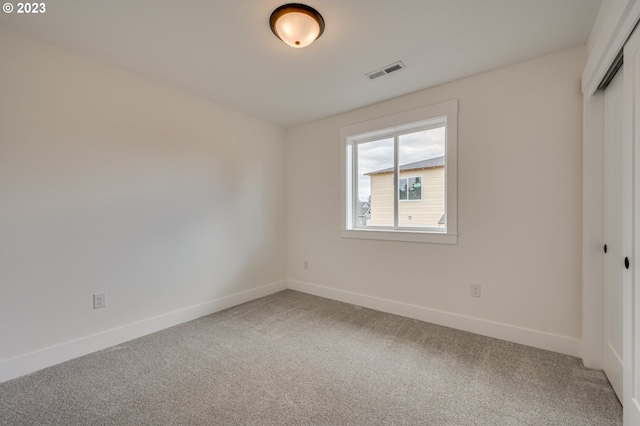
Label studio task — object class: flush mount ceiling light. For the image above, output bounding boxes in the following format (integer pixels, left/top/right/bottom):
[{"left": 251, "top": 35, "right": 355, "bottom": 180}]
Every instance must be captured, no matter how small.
[{"left": 269, "top": 3, "right": 325, "bottom": 48}]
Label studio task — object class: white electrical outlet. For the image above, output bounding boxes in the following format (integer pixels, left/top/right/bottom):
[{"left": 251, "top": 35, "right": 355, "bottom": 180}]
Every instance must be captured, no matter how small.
[
  {"left": 470, "top": 284, "right": 481, "bottom": 298},
  {"left": 304, "top": 260, "right": 309, "bottom": 269},
  {"left": 93, "top": 293, "right": 106, "bottom": 309}
]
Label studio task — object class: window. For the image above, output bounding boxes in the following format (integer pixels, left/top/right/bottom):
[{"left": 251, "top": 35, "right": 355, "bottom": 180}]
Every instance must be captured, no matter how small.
[
  {"left": 399, "top": 176, "right": 422, "bottom": 201},
  {"left": 340, "top": 100, "right": 458, "bottom": 244}
]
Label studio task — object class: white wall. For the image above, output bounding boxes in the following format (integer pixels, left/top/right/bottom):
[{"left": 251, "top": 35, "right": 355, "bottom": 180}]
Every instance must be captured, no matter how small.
[
  {"left": 0, "top": 29, "right": 287, "bottom": 381},
  {"left": 287, "top": 46, "right": 585, "bottom": 356}
]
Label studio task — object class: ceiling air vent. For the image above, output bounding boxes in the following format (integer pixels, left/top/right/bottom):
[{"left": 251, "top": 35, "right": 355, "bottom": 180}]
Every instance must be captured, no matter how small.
[{"left": 366, "top": 61, "right": 406, "bottom": 80}]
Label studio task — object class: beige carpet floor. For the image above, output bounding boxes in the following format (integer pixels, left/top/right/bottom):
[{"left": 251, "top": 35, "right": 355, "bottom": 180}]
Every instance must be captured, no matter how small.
[{"left": 0, "top": 290, "right": 623, "bottom": 425}]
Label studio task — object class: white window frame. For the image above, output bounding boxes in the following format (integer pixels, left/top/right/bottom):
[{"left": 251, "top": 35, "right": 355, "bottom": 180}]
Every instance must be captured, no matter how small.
[{"left": 340, "top": 99, "right": 458, "bottom": 244}]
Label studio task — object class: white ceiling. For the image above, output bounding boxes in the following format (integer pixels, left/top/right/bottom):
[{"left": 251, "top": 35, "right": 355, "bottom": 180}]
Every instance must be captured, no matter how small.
[{"left": 0, "top": 0, "right": 601, "bottom": 128}]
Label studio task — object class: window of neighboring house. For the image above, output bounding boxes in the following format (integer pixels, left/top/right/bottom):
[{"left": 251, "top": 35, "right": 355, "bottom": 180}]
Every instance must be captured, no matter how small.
[
  {"left": 399, "top": 176, "right": 422, "bottom": 201},
  {"left": 340, "top": 99, "right": 458, "bottom": 244}
]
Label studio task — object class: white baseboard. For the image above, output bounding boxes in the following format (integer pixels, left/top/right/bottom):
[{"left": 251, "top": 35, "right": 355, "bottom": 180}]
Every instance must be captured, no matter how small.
[
  {"left": 1, "top": 279, "right": 582, "bottom": 384},
  {"left": 287, "top": 280, "right": 581, "bottom": 358},
  {"left": 0, "top": 280, "right": 287, "bottom": 383}
]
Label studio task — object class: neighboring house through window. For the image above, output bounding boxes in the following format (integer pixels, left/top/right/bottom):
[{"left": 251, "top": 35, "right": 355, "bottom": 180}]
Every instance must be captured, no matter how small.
[
  {"left": 367, "top": 157, "right": 444, "bottom": 227},
  {"left": 340, "top": 100, "right": 457, "bottom": 244}
]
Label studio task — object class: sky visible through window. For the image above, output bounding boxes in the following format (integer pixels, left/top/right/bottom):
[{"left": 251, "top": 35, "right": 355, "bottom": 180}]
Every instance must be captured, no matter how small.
[{"left": 357, "top": 127, "right": 445, "bottom": 201}]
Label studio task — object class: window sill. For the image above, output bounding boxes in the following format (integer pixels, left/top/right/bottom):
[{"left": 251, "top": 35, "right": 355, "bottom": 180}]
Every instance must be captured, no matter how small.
[{"left": 340, "top": 229, "right": 458, "bottom": 244}]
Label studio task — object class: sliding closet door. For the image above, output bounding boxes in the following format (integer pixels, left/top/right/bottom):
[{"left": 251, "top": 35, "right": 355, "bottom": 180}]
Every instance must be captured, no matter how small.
[{"left": 603, "top": 69, "right": 624, "bottom": 403}]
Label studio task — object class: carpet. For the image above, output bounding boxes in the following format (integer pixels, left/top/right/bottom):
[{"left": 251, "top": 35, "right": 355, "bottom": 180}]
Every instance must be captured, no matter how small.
[{"left": 0, "top": 290, "right": 622, "bottom": 425}]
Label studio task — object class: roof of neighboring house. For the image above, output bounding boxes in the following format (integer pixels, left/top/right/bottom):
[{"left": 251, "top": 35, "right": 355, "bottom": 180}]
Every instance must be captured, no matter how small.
[{"left": 365, "top": 156, "right": 445, "bottom": 176}]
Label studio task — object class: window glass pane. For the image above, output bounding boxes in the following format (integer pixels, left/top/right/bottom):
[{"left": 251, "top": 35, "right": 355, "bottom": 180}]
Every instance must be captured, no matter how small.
[
  {"left": 356, "top": 138, "right": 394, "bottom": 227},
  {"left": 408, "top": 177, "right": 422, "bottom": 200},
  {"left": 398, "top": 127, "right": 445, "bottom": 228},
  {"left": 399, "top": 178, "right": 407, "bottom": 200}
]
